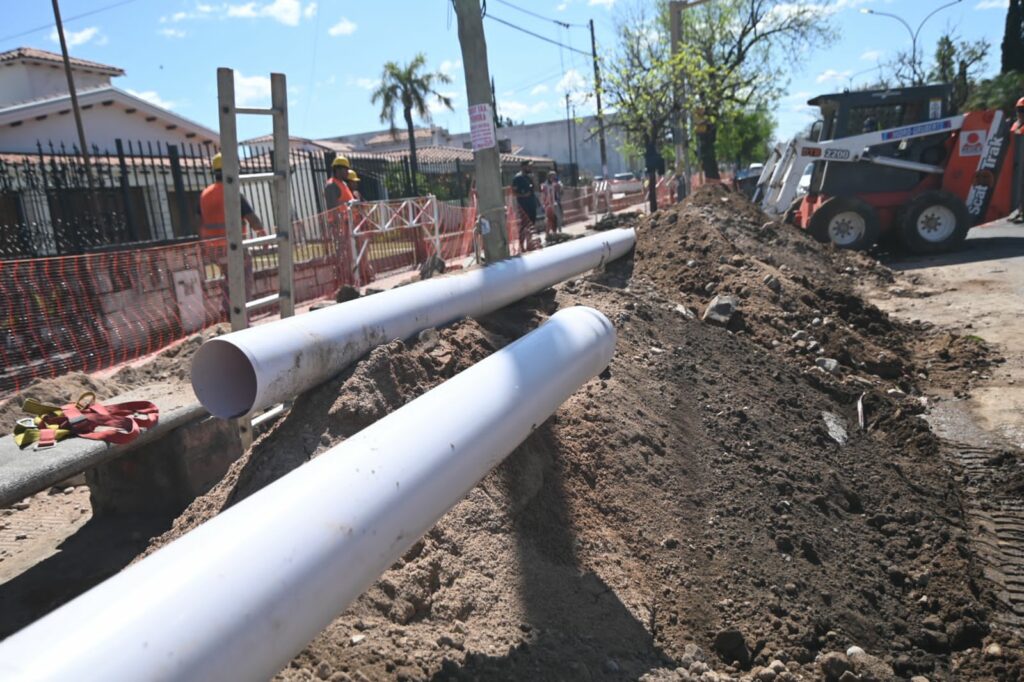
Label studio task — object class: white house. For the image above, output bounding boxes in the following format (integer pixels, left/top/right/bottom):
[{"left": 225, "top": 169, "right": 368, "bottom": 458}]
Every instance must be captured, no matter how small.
[{"left": 0, "top": 46, "right": 217, "bottom": 154}]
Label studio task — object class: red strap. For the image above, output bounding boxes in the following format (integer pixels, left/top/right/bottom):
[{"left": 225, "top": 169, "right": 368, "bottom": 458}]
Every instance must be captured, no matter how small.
[
  {"left": 37, "top": 428, "right": 56, "bottom": 448},
  {"left": 60, "top": 399, "right": 159, "bottom": 445}
]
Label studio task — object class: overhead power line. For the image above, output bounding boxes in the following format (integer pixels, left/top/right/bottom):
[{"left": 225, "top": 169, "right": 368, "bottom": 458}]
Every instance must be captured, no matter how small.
[
  {"left": 0, "top": 0, "right": 143, "bottom": 43},
  {"left": 484, "top": 13, "right": 590, "bottom": 57},
  {"left": 492, "top": 0, "right": 586, "bottom": 29}
]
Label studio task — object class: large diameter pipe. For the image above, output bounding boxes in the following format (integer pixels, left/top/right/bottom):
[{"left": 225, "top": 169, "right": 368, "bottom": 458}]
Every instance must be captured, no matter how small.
[
  {"left": 192, "top": 228, "right": 634, "bottom": 418},
  {"left": 0, "top": 306, "right": 616, "bottom": 682}
]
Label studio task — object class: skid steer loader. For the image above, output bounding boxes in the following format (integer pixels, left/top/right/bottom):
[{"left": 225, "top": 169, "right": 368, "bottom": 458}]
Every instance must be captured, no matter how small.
[{"left": 755, "top": 84, "right": 1020, "bottom": 253}]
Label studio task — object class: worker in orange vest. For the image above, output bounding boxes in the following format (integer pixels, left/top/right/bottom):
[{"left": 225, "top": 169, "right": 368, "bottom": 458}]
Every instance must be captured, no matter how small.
[
  {"left": 199, "top": 153, "right": 265, "bottom": 239},
  {"left": 1012, "top": 99, "right": 1024, "bottom": 222},
  {"left": 325, "top": 155, "right": 355, "bottom": 211}
]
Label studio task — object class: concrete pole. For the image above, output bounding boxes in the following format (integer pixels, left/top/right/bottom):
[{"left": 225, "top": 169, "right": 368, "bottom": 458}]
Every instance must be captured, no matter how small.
[{"left": 453, "top": 0, "right": 509, "bottom": 262}]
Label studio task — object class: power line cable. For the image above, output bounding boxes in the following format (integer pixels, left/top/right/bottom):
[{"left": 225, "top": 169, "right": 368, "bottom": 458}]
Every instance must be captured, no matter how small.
[
  {"left": 484, "top": 13, "right": 590, "bottom": 56},
  {"left": 492, "top": 0, "right": 586, "bottom": 29},
  {"left": 0, "top": 0, "right": 144, "bottom": 43}
]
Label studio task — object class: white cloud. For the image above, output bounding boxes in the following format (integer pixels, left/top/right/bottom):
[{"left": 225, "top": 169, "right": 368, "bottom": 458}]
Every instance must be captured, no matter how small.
[
  {"left": 127, "top": 89, "right": 176, "bottom": 110},
  {"left": 556, "top": 2, "right": 568, "bottom": 10},
  {"left": 303, "top": 2, "right": 317, "bottom": 18},
  {"left": 348, "top": 76, "right": 378, "bottom": 90},
  {"left": 49, "top": 26, "right": 101, "bottom": 47},
  {"left": 588, "top": 0, "right": 615, "bottom": 7},
  {"left": 556, "top": 68, "right": 586, "bottom": 93},
  {"left": 816, "top": 68, "right": 852, "bottom": 84},
  {"left": 530, "top": 84, "right": 549, "bottom": 96},
  {"left": 228, "top": 0, "right": 303, "bottom": 26},
  {"left": 328, "top": 17, "right": 357, "bottom": 36},
  {"left": 234, "top": 72, "right": 272, "bottom": 106},
  {"left": 159, "top": 28, "right": 187, "bottom": 38},
  {"left": 439, "top": 59, "right": 463, "bottom": 75},
  {"left": 499, "top": 100, "right": 549, "bottom": 117},
  {"left": 974, "top": 0, "right": 1008, "bottom": 8},
  {"left": 860, "top": 49, "right": 883, "bottom": 62}
]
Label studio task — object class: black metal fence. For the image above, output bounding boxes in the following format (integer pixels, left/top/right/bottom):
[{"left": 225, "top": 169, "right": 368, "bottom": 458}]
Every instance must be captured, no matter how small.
[{"left": 0, "top": 139, "right": 558, "bottom": 260}]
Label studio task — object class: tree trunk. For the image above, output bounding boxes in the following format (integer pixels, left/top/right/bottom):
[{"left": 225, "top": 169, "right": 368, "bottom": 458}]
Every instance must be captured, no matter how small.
[
  {"left": 698, "top": 123, "right": 719, "bottom": 180},
  {"left": 404, "top": 108, "right": 419, "bottom": 196},
  {"left": 647, "top": 168, "right": 658, "bottom": 213}
]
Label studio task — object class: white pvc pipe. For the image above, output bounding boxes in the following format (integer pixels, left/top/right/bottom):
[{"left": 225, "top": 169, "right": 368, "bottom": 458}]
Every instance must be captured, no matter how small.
[
  {"left": 0, "top": 306, "right": 616, "bottom": 682},
  {"left": 192, "top": 228, "right": 634, "bottom": 418}
]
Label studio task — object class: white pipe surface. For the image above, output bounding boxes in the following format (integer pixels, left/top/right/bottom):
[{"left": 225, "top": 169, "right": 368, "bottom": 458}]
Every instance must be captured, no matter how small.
[
  {"left": 192, "top": 228, "right": 634, "bottom": 418},
  {"left": 0, "top": 306, "right": 616, "bottom": 682}
]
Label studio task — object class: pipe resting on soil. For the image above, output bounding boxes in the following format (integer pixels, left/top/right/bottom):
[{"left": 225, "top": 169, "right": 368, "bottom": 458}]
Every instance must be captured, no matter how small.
[
  {"left": 191, "top": 228, "right": 635, "bottom": 418},
  {"left": 0, "top": 306, "right": 616, "bottom": 682}
]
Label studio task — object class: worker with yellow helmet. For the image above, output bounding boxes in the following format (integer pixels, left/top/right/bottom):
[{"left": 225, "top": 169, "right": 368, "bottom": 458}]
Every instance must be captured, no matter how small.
[
  {"left": 200, "top": 152, "right": 265, "bottom": 240},
  {"left": 345, "top": 170, "right": 363, "bottom": 201},
  {"left": 325, "top": 155, "right": 355, "bottom": 211}
]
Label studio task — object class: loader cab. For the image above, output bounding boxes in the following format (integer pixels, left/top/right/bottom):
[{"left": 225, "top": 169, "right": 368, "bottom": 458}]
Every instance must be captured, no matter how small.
[{"left": 804, "top": 84, "right": 953, "bottom": 196}]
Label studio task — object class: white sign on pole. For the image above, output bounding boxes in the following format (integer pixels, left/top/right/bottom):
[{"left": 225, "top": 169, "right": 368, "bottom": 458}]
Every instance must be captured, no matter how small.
[{"left": 469, "top": 103, "right": 497, "bottom": 151}]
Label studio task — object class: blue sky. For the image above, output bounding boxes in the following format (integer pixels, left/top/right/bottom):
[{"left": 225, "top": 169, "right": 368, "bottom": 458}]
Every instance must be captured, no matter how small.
[{"left": 0, "top": 0, "right": 1008, "bottom": 145}]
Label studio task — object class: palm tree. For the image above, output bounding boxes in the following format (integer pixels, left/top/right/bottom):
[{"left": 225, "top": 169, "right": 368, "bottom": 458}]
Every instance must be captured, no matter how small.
[{"left": 371, "top": 53, "right": 453, "bottom": 196}]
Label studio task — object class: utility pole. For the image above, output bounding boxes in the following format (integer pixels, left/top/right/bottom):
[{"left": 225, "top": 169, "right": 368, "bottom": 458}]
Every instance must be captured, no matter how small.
[
  {"left": 51, "top": 0, "right": 94, "bottom": 189},
  {"left": 565, "top": 93, "right": 574, "bottom": 173},
  {"left": 454, "top": 0, "right": 509, "bottom": 262},
  {"left": 669, "top": 1, "right": 710, "bottom": 188},
  {"left": 588, "top": 19, "right": 608, "bottom": 180}
]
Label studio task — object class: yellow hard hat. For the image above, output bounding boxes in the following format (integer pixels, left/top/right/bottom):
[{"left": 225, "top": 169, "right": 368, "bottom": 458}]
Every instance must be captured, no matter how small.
[
  {"left": 211, "top": 152, "right": 223, "bottom": 171},
  {"left": 332, "top": 155, "right": 350, "bottom": 169},
  {"left": 348, "top": 171, "right": 360, "bottom": 182}
]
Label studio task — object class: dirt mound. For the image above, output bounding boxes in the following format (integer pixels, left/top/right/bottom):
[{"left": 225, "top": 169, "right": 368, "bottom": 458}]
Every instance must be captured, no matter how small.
[
  {"left": 134, "top": 224, "right": 1019, "bottom": 680},
  {"left": 631, "top": 185, "right": 993, "bottom": 402}
]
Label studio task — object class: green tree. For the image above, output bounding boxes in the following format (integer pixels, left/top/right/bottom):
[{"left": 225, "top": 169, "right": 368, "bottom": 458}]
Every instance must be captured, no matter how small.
[
  {"left": 1002, "top": 0, "right": 1024, "bottom": 74},
  {"left": 716, "top": 106, "right": 776, "bottom": 171},
  {"left": 603, "top": 6, "right": 678, "bottom": 211},
  {"left": 672, "top": 0, "right": 833, "bottom": 179},
  {"left": 928, "top": 32, "right": 990, "bottom": 112},
  {"left": 371, "top": 53, "right": 453, "bottom": 196},
  {"left": 967, "top": 70, "right": 1024, "bottom": 113}
]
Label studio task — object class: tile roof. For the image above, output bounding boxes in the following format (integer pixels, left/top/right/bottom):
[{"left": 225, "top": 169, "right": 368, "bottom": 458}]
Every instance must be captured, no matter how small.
[
  {"left": 0, "top": 46, "right": 123, "bottom": 76},
  {"left": 365, "top": 127, "right": 447, "bottom": 146}
]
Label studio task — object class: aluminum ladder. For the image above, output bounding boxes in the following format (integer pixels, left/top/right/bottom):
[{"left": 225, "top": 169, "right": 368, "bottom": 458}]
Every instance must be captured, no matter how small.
[{"left": 216, "top": 66, "right": 294, "bottom": 447}]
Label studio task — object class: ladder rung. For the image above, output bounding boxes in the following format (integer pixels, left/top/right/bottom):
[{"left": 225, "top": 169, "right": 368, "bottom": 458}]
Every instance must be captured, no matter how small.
[
  {"left": 236, "top": 107, "right": 275, "bottom": 116},
  {"left": 245, "top": 293, "right": 283, "bottom": 311},
  {"left": 239, "top": 171, "right": 283, "bottom": 183},
  {"left": 243, "top": 234, "right": 280, "bottom": 248}
]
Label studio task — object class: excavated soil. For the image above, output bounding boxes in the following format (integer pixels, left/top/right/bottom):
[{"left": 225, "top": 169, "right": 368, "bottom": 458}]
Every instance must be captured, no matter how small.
[{"left": 140, "top": 186, "right": 1021, "bottom": 681}]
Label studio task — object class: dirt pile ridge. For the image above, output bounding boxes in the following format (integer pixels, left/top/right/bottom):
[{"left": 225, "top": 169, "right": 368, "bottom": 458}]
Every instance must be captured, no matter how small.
[{"left": 139, "top": 186, "right": 1020, "bottom": 681}]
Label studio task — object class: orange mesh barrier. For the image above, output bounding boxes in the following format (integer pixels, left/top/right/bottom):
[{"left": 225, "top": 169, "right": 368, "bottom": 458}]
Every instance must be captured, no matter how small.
[{"left": 0, "top": 197, "right": 480, "bottom": 397}]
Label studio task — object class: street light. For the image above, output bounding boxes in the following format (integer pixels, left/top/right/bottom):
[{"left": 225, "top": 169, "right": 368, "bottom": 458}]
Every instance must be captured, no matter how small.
[{"left": 861, "top": 0, "right": 963, "bottom": 86}]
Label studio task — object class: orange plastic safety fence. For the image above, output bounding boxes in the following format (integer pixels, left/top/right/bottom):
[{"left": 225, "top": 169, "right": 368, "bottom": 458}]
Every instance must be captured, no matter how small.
[{"left": 0, "top": 198, "right": 482, "bottom": 398}]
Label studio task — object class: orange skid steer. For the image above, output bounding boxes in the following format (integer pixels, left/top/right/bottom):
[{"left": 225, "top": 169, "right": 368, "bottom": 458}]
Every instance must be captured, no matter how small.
[{"left": 755, "top": 84, "right": 1018, "bottom": 253}]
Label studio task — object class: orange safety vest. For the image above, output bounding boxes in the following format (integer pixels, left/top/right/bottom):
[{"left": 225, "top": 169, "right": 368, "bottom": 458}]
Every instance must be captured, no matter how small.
[
  {"left": 199, "top": 182, "right": 226, "bottom": 239},
  {"left": 1013, "top": 120, "right": 1024, "bottom": 134},
  {"left": 326, "top": 176, "right": 354, "bottom": 207}
]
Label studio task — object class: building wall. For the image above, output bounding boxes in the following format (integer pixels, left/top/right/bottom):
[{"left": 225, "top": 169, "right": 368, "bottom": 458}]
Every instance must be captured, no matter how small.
[
  {"left": 0, "top": 62, "right": 111, "bottom": 108},
  {"left": 447, "top": 115, "right": 634, "bottom": 178},
  {"left": 0, "top": 101, "right": 215, "bottom": 154}
]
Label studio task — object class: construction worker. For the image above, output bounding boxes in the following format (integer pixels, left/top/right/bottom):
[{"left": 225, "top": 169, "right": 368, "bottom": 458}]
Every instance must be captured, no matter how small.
[
  {"left": 325, "top": 155, "right": 355, "bottom": 211},
  {"left": 199, "top": 153, "right": 265, "bottom": 240},
  {"left": 346, "top": 170, "right": 363, "bottom": 201},
  {"left": 1013, "top": 99, "right": 1024, "bottom": 222},
  {"left": 200, "top": 152, "right": 263, "bottom": 315},
  {"left": 512, "top": 160, "right": 539, "bottom": 252},
  {"left": 1013, "top": 97, "right": 1024, "bottom": 134}
]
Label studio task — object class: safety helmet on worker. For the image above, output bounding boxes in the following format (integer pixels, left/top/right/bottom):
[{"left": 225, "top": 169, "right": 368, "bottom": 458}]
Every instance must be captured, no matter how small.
[
  {"left": 332, "top": 156, "right": 351, "bottom": 169},
  {"left": 348, "top": 171, "right": 360, "bottom": 183},
  {"left": 211, "top": 152, "right": 223, "bottom": 171},
  {"left": 1017, "top": 97, "right": 1024, "bottom": 110}
]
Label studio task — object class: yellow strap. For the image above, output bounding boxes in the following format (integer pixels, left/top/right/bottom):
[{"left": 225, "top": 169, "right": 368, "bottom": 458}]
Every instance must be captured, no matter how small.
[
  {"left": 12, "top": 422, "right": 72, "bottom": 449},
  {"left": 21, "top": 398, "right": 63, "bottom": 417}
]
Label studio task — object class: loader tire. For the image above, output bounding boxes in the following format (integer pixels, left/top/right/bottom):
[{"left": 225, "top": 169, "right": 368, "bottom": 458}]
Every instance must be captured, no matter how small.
[
  {"left": 899, "top": 191, "right": 970, "bottom": 254},
  {"left": 808, "top": 197, "right": 880, "bottom": 251}
]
